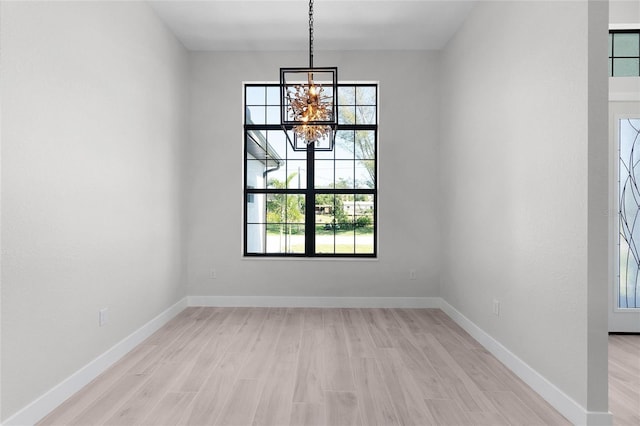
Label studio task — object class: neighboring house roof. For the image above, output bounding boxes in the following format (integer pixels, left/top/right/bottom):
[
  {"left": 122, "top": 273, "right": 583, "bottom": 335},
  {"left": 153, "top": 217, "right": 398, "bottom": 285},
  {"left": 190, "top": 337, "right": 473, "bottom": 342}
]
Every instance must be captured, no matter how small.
[{"left": 246, "top": 107, "right": 283, "bottom": 172}]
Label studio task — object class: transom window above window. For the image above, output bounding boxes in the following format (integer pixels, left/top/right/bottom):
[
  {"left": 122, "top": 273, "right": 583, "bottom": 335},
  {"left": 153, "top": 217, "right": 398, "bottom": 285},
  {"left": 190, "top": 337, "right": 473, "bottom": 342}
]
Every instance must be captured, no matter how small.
[
  {"left": 244, "top": 83, "right": 378, "bottom": 257},
  {"left": 609, "top": 30, "right": 640, "bottom": 77}
]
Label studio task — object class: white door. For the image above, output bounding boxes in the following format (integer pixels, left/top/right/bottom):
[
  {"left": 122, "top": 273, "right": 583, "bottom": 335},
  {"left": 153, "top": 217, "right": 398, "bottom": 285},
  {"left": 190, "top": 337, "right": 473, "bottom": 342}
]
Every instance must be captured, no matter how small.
[{"left": 610, "top": 101, "right": 640, "bottom": 332}]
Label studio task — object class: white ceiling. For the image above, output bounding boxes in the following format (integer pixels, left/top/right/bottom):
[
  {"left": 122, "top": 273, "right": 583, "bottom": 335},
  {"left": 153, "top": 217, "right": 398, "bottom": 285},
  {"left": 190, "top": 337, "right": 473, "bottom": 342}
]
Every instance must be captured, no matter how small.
[{"left": 148, "top": 0, "right": 477, "bottom": 51}]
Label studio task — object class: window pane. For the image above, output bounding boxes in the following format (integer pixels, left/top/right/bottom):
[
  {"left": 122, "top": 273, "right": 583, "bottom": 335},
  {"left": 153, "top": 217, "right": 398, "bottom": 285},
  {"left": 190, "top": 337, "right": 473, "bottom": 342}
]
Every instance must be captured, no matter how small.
[
  {"left": 356, "top": 106, "right": 377, "bottom": 125},
  {"left": 314, "top": 194, "right": 337, "bottom": 254},
  {"left": 355, "top": 131, "right": 376, "bottom": 159},
  {"left": 286, "top": 133, "right": 307, "bottom": 159},
  {"left": 246, "top": 193, "right": 265, "bottom": 224},
  {"left": 356, "top": 86, "right": 376, "bottom": 105},
  {"left": 266, "top": 130, "right": 287, "bottom": 159},
  {"left": 334, "top": 232, "right": 355, "bottom": 254},
  {"left": 335, "top": 137, "right": 355, "bottom": 160},
  {"left": 356, "top": 160, "right": 375, "bottom": 189},
  {"left": 338, "top": 106, "right": 356, "bottom": 124},
  {"left": 246, "top": 223, "right": 265, "bottom": 254},
  {"left": 338, "top": 86, "right": 356, "bottom": 105},
  {"left": 286, "top": 160, "right": 307, "bottom": 189},
  {"left": 246, "top": 86, "right": 265, "bottom": 105},
  {"left": 265, "top": 194, "right": 305, "bottom": 254},
  {"left": 247, "top": 106, "right": 265, "bottom": 124},
  {"left": 315, "top": 160, "right": 334, "bottom": 188},
  {"left": 335, "top": 131, "right": 355, "bottom": 159},
  {"left": 266, "top": 106, "right": 280, "bottom": 124},
  {"left": 613, "top": 33, "right": 639, "bottom": 57},
  {"left": 266, "top": 86, "right": 280, "bottom": 105},
  {"left": 356, "top": 227, "right": 374, "bottom": 253},
  {"left": 246, "top": 160, "right": 267, "bottom": 189},
  {"left": 315, "top": 145, "right": 335, "bottom": 160},
  {"left": 355, "top": 194, "right": 374, "bottom": 253},
  {"left": 613, "top": 58, "right": 640, "bottom": 77},
  {"left": 286, "top": 194, "right": 305, "bottom": 224},
  {"left": 266, "top": 166, "right": 286, "bottom": 188},
  {"left": 335, "top": 160, "right": 355, "bottom": 188}
]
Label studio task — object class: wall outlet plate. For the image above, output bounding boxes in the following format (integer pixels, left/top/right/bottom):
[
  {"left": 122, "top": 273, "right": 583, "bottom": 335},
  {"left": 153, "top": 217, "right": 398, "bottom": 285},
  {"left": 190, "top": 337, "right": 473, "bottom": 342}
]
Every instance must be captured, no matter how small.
[{"left": 99, "top": 308, "right": 109, "bottom": 326}]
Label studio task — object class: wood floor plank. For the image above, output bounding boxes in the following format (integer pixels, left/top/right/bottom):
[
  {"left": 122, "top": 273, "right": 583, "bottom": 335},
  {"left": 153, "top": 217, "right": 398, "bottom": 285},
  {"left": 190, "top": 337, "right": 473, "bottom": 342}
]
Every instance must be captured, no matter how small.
[
  {"left": 419, "top": 332, "right": 495, "bottom": 413},
  {"left": 225, "top": 307, "right": 269, "bottom": 353},
  {"left": 351, "top": 357, "right": 400, "bottom": 426},
  {"left": 293, "top": 328, "right": 325, "bottom": 404},
  {"left": 360, "top": 309, "right": 394, "bottom": 348},
  {"left": 239, "top": 307, "right": 287, "bottom": 380},
  {"left": 103, "top": 361, "right": 189, "bottom": 425},
  {"left": 274, "top": 308, "right": 304, "bottom": 355},
  {"left": 290, "top": 403, "right": 325, "bottom": 426},
  {"left": 424, "top": 398, "right": 473, "bottom": 426},
  {"left": 323, "top": 309, "right": 356, "bottom": 392},
  {"left": 387, "top": 331, "right": 448, "bottom": 399},
  {"left": 67, "top": 373, "right": 148, "bottom": 426},
  {"left": 252, "top": 352, "right": 298, "bottom": 426},
  {"left": 340, "top": 308, "right": 377, "bottom": 358},
  {"left": 471, "top": 410, "right": 512, "bottom": 426},
  {"left": 37, "top": 344, "right": 157, "bottom": 426},
  {"left": 141, "top": 308, "right": 197, "bottom": 346},
  {"left": 184, "top": 350, "right": 246, "bottom": 426},
  {"left": 323, "top": 324, "right": 356, "bottom": 391},
  {"left": 445, "top": 347, "right": 507, "bottom": 392},
  {"left": 431, "top": 309, "right": 484, "bottom": 350},
  {"left": 139, "top": 392, "right": 196, "bottom": 426},
  {"left": 324, "top": 391, "right": 361, "bottom": 426},
  {"left": 375, "top": 348, "right": 436, "bottom": 425},
  {"left": 215, "top": 379, "right": 262, "bottom": 426},
  {"left": 302, "top": 307, "right": 324, "bottom": 330},
  {"left": 610, "top": 334, "right": 640, "bottom": 426},
  {"left": 484, "top": 390, "right": 547, "bottom": 425},
  {"left": 176, "top": 308, "right": 240, "bottom": 392},
  {"left": 473, "top": 347, "right": 571, "bottom": 425}
]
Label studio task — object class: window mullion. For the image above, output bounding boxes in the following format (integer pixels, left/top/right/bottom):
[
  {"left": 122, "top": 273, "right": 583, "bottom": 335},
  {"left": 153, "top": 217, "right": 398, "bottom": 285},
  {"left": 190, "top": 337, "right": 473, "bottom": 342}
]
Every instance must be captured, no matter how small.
[{"left": 306, "top": 143, "right": 315, "bottom": 255}]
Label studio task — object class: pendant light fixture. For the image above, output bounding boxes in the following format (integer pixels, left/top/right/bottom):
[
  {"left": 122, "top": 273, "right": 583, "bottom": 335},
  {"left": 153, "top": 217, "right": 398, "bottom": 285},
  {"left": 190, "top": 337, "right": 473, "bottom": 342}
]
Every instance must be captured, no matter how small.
[{"left": 280, "top": 0, "right": 337, "bottom": 151}]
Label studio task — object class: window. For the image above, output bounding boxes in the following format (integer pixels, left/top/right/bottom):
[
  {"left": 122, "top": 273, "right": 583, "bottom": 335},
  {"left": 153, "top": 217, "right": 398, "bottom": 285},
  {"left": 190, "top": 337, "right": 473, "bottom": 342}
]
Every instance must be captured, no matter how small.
[
  {"left": 609, "top": 30, "right": 640, "bottom": 77},
  {"left": 244, "top": 83, "right": 377, "bottom": 257}
]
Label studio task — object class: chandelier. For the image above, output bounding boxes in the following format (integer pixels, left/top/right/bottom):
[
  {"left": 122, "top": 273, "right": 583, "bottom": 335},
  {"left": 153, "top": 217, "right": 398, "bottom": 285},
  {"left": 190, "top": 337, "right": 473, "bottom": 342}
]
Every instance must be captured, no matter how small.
[{"left": 280, "top": 0, "right": 337, "bottom": 151}]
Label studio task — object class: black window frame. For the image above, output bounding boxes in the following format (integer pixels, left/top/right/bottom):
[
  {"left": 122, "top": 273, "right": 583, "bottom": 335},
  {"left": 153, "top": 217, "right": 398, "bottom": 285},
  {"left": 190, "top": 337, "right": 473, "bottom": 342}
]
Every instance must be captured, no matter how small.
[
  {"left": 609, "top": 29, "right": 640, "bottom": 77},
  {"left": 243, "top": 82, "right": 378, "bottom": 258}
]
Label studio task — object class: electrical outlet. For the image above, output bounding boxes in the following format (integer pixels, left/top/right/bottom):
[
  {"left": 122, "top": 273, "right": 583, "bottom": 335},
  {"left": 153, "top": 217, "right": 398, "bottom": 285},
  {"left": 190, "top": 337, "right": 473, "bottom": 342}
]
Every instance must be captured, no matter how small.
[
  {"left": 409, "top": 269, "right": 417, "bottom": 280},
  {"left": 99, "top": 308, "right": 109, "bottom": 326},
  {"left": 210, "top": 269, "right": 217, "bottom": 279},
  {"left": 492, "top": 299, "right": 500, "bottom": 316}
]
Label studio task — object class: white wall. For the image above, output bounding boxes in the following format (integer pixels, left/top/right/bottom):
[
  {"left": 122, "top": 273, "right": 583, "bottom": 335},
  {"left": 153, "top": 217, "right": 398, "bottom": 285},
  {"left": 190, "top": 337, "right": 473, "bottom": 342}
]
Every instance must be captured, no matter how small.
[
  {"left": 186, "top": 51, "right": 441, "bottom": 298},
  {"left": 439, "top": 0, "right": 609, "bottom": 421},
  {"left": 0, "top": 1, "right": 189, "bottom": 420},
  {"left": 610, "top": 0, "right": 639, "bottom": 25}
]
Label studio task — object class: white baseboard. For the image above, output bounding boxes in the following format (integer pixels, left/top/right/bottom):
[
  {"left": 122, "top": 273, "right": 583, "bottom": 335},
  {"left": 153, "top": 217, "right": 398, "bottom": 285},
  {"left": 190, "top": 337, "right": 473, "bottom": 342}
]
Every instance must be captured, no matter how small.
[
  {"left": 187, "top": 295, "right": 441, "bottom": 308},
  {"left": 439, "top": 299, "right": 612, "bottom": 426},
  {"left": 3, "top": 297, "right": 188, "bottom": 426}
]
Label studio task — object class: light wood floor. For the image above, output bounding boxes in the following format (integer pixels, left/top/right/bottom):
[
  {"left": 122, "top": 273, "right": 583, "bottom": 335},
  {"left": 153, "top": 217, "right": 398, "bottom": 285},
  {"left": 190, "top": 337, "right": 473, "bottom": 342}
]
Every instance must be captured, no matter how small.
[
  {"left": 609, "top": 334, "right": 640, "bottom": 426},
  {"left": 39, "top": 307, "right": 572, "bottom": 426}
]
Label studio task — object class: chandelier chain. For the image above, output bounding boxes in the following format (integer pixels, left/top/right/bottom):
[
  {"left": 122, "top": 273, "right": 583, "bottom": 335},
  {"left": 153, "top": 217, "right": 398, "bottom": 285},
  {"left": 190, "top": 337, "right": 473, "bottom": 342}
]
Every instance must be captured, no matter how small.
[{"left": 309, "top": 0, "right": 314, "bottom": 67}]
